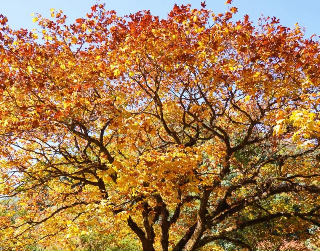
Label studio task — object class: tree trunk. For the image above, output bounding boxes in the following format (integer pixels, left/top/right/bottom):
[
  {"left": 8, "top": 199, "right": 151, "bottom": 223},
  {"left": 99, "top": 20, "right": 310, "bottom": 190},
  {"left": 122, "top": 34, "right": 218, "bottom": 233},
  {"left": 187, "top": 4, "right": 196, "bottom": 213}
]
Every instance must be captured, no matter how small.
[
  {"left": 127, "top": 216, "right": 155, "bottom": 251},
  {"left": 182, "top": 217, "right": 204, "bottom": 251},
  {"left": 160, "top": 219, "right": 170, "bottom": 251},
  {"left": 141, "top": 241, "right": 156, "bottom": 251}
]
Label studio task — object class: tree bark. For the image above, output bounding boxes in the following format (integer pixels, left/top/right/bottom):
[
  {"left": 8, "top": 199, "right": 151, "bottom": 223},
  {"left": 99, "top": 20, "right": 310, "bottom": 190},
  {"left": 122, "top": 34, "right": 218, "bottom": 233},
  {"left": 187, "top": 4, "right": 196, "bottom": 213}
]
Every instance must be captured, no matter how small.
[
  {"left": 182, "top": 188, "right": 212, "bottom": 251},
  {"left": 127, "top": 216, "right": 155, "bottom": 251},
  {"left": 182, "top": 217, "right": 205, "bottom": 251}
]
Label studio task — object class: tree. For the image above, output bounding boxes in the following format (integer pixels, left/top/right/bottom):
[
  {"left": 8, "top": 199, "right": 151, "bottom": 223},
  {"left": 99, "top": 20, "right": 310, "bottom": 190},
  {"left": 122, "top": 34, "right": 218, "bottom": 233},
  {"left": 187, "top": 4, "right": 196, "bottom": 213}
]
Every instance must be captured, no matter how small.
[{"left": 0, "top": 2, "right": 320, "bottom": 250}]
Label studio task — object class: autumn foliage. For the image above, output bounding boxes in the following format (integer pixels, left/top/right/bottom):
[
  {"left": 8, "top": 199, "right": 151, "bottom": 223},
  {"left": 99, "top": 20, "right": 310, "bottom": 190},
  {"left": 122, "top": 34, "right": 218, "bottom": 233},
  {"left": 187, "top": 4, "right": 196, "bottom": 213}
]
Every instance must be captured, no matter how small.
[{"left": 1, "top": 2, "right": 320, "bottom": 251}]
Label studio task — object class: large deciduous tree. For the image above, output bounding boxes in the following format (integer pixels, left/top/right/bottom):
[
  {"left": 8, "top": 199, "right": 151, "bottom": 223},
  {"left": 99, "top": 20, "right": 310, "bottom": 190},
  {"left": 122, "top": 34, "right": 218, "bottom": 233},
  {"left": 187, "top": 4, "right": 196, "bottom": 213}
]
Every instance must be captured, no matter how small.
[{"left": 1, "top": 2, "right": 320, "bottom": 250}]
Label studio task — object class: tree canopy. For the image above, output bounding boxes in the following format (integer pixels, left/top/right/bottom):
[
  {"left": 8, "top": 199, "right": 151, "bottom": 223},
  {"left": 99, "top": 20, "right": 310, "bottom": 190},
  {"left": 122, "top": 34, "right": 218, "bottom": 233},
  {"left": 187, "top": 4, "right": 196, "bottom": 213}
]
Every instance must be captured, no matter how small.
[{"left": 1, "top": 2, "right": 320, "bottom": 251}]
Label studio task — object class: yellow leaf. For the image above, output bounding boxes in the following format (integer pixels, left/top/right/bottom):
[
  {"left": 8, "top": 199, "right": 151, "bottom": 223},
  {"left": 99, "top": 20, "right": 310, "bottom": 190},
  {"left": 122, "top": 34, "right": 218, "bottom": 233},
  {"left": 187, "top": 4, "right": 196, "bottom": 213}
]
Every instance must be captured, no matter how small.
[
  {"left": 236, "top": 25, "right": 242, "bottom": 31},
  {"left": 273, "top": 124, "right": 285, "bottom": 135},
  {"left": 253, "top": 72, "right": 261, "bottom": 78},
  {"left": 292, "top": 132, "right": 300, "bottom": 142},
  {"left": 71, "top": 36, "right": 77, "bottom": 44},
  {"left": 307, "top": 121, "right": 315, "bottom": 131},
  {"left": 107, "top": 167, "right": 117, "bottom": 176},
  {"left": 113, "top": 69, "right": 121, "bottom": 77},
  {"left": 244, "top": 95, "right": 251, "bottom": 102}
]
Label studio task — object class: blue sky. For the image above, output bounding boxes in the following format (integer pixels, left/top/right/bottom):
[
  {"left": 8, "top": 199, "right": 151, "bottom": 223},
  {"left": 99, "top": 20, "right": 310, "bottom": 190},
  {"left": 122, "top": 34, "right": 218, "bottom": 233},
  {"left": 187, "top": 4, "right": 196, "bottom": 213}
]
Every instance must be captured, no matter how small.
[{"left": 1, "top": 0, "right": 319, "bottom": 38}]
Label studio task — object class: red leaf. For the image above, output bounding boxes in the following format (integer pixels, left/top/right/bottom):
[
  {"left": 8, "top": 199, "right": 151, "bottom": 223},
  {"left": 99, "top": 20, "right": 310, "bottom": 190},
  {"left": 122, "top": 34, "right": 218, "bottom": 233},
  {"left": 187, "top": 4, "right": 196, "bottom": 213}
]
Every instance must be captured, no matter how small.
[{"left": 91, "top": 5, "right": 97, "bottom": 12}]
